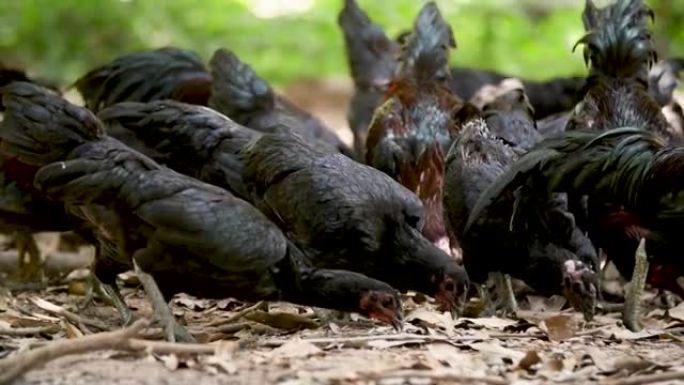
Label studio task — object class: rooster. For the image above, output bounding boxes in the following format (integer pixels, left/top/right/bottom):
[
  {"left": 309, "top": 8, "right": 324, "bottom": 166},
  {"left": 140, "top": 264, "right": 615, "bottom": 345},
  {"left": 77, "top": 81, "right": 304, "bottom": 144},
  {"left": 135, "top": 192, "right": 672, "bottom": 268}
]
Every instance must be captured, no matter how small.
[
  {"left": 74, "top": 48, "right": 212, "bottom": 112},
  {"left": 338, "top": 0, "right": 399, "bottom": 159},
  {"left": 444, "top": 104, "right": 598, "bottom": 319},
  {"left": 470, "top": 127, "right": 684, "bottom": 331},
  {"left": 566, "top": 0, "right": 677, "bottom": 142},
  {"left": 365, "top": 2, "right": 460, "bottom": 254}
]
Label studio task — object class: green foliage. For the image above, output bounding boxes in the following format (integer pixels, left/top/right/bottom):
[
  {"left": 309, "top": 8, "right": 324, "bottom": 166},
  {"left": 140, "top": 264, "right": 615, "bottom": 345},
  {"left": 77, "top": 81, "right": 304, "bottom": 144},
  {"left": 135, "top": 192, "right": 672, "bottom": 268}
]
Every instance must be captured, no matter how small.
[{"left": 1, "top": 0, "right": 682, "bottom": 87}]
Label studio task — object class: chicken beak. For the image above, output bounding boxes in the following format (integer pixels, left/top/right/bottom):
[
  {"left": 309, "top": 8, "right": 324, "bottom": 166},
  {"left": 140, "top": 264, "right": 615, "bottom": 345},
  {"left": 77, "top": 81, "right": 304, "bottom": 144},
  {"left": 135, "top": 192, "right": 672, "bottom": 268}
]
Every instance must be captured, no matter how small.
[
  {"left": 450, "top": 306, "right": 460, "bottom": 320},
  {"left": 391, "top": 317, "right": 404, "bottom": 332}
]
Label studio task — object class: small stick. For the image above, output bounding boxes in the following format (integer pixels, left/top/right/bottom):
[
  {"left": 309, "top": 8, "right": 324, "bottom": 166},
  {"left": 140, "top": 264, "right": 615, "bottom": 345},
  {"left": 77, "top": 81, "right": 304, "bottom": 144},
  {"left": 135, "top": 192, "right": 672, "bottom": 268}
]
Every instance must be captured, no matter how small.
[
  {"left": 206, "top": 301, "right": 265, "bottom": 327},
  {"left": 368, "top": 369, "right": 508, "bottom": 385},
  {"left": 0, "top": 319, "right": 149, "bottom": 385},
  {"left": 29, "top": 298, "right": 109, "bottom": 331},
  {"left": 0, "top": 324, "right": 60, "bottom": 336},
  {"left": 127, "top": 339, "right": 216, "bottom": 355},
  {"left": 602, "top": 371, "right": 684, "bottom": 385}
]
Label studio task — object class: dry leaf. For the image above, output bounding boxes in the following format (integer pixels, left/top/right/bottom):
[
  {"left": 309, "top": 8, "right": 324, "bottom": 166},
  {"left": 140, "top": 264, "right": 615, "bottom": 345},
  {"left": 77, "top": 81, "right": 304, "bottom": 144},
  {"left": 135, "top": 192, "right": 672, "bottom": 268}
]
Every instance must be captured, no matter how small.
[
  {"left": 457, "top": 317, "right": 518, "bottom": 329},
  {"left": 366, "top": 339, "right": 426, "bottom": 349},
  {"left": 203, "top": 354, "right": 237, "bottom": 374},
  {"left": 540, "top": 314, "right": 577, "bottom": 341},
  {"left": 269, "top": 339, "right": 322, "bottom": 359},
  {"left": 517, "top": 350, "right": 542, "bottom": 371},
  {"left": 63, "top": 321, "right": 82, "bottom": 338},
  {"left": 406, "top": 308, "right": 454, "bottom": 335},
  {"left": 585, "top": 347, "right": 637, "bottom": 373},
  {"left": 667, "top": 302, "right": 684, "bottom": 322},
  {"left": 157, "top": 354, "right": 179, "bottom": 371},
  {"left": 245, "top": 311, "right": 319, "bottom": 330},
  {"left": 470, "top": 342, "right": 525, "bottom": 366}
]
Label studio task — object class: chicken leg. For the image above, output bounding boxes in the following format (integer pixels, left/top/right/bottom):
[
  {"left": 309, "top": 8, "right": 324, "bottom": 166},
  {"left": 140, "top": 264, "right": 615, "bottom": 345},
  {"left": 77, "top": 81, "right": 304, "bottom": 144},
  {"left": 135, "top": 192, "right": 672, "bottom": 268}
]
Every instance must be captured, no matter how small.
[
  {"left": 494, "top": 272, "right": 518, "bottom": 317},
  {"left": 79, "top": 273, "right": 135, "bottom": 326},
  {"left": 132, "top": 251, "right": 194, "bottom": 343},
  {"left": 14, "top": 232, "right": 42, "bottom": 281},
  {"left": 623, "top": 238, "right": 648, "bottom": 332}
]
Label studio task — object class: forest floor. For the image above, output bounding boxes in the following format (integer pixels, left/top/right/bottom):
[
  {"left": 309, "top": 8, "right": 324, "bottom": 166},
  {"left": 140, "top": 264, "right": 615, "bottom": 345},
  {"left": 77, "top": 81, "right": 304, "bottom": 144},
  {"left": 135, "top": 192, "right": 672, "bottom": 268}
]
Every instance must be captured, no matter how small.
[
  {"left": 2, "top": 249, "right": 684, "bottom": 385},
  {"left": 1, "top": 81, "right": 684, "bottom": 385}
]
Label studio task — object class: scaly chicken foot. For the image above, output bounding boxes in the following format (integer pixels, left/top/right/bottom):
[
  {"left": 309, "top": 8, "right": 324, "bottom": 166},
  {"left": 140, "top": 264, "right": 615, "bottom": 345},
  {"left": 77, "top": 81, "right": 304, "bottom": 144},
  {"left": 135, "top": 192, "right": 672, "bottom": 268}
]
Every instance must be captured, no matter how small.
[
  {"left": 623, "top": 238, "right": 648, "bottom": 332},
  {"left": 14, "top": 232, "right": 42, "bottom": 282},
  {"left": 79, "top": 274, "right": 135, "bottom": 326},
  {"left": 132, "top": 258, "right": 194, "bottom": 343},
  {"left": 477, "top": 284, "right": 497, "bottom": 317},
  {"left": 493, "top": 272, "right": 518, "bottom": 318}
]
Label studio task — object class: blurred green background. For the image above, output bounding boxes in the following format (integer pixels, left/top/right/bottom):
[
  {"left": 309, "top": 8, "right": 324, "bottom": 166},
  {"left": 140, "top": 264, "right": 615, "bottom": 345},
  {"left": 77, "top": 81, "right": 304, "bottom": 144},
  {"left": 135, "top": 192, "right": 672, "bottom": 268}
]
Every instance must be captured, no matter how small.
[{"left": 1, "top": 0, "right": 683, "bottom": 87}]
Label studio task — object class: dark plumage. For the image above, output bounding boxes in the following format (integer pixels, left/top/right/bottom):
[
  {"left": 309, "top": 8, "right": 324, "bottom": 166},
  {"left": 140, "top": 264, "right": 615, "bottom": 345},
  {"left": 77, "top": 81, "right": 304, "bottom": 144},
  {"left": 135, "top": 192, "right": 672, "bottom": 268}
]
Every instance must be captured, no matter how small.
[
  {"left": 338, "top": 0, "right": 399, "bottom": 158},
  {"left": 73, "top": 47, "right": 212, "bottom": 112},
  {"left": 469, "top": 127, "right": 684, "bottom": 318},
  {"left": 208, "top": 48, "right": 353, "bottom": 157},
  {"left": 0, "top": 82, "right": 404, "bottom": 340},
  {"left": 366, "top": 2, "right": 460, "bottom": 251},
  {"left": 98, "top": 101, "right": 259, "bottom": 201},
  {"left": 482, "top": 87, "right": 542, "bottom": 150},
  {"left": 444, "top": 109, "right": 598, "bottom": 320},
  {"left": 241, "top": 130, "right": 469, "bottom": 315},
  {"left": 567, "top": 0, "right": 675, "bottom": 141}
]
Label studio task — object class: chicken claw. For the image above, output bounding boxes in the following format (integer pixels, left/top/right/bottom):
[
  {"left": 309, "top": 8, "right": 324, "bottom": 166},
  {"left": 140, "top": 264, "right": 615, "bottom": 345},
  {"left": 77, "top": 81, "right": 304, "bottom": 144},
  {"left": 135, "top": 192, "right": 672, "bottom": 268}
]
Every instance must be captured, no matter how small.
[
  {"left": 79, "top": 273, "right": 135, "bottom": 326},
  {"left": 494, "top": 272, "right": 518, "bottom": 317},
  {"left": 623, "top": 238, "right": 648, "bottom": 332},
  {"left": 14, "top": 232, "right": 43, "bottom": 282},
  {"left": 562, "top": 260, "right": 598, "bottom": 321},
  {"left": 133, "top": 259, "right": 194, "bottom": 343}
]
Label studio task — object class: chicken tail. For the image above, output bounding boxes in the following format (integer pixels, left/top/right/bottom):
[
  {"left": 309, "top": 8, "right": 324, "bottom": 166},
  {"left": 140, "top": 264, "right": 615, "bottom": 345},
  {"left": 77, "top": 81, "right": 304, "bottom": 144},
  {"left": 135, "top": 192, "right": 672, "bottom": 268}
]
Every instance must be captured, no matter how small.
[
  {"left": 396, "top": 1, "right": 455, "bottom": 83},
  {"left": 465, "top": 127, "right": 672, "bottom": 232},
  {"left": 338, "top": 0, "right": 398, "bottom": 89},
  {"left": 73, "top": 47, "right": 212, "bottom": 112},
  {"left": 574, "top": 0, "right": 656, "bottom": 82},
  {"left": 98, "top": 100, "right": 259, "bottom": 200},
  {"left": 208, "top": 48, "right": 274, "bottom": 119},
  {"left": 0, "top": 82, "right": 106, "bottom": 167}
]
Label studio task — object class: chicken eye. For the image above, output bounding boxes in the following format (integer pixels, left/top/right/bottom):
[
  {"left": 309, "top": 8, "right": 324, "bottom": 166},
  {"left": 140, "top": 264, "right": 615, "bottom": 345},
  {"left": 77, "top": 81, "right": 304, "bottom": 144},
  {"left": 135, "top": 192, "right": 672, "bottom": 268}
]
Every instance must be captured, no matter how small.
[{"left": 382, "top": 297, "right": 395, "bottom": 308}]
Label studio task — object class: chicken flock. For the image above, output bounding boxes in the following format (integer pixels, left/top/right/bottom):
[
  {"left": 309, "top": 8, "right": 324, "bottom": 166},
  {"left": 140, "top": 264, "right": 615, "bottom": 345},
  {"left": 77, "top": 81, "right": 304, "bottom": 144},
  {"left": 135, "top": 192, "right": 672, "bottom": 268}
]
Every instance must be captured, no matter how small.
[{"left": 1, "top": 0, "right": 683, "bottom": 342}]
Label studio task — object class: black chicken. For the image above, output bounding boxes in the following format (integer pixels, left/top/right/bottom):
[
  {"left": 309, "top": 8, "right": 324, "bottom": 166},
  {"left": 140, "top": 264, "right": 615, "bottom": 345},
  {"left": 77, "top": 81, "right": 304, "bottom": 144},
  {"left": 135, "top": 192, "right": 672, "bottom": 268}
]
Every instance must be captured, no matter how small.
[
  {"left": 567, "top": 0, "right": 675, "bottom": 141},
  {"left": 241, "top": 130, "right": 469, "bottom": 315},
  {"left": 73, "top": 47, "right": 212, "bottom": 112},
  {"left": 338, "top": 0, "right": 399, "bottom": 159},
  {"left": 469, "top": 126, "right": 684, "bottom": 331},
  {"left": 95, "top": 100, "right": 469, "bottom": 316},
  {"left": 443, "top": 106, "right": 599, "bottom": 320},
  {"left": 0, "top": 82, "right": 404, "bottom": 341},
  {"left": 481, "top": 86, "right": 542, "bottom": 151},
  {"left": 365, "top": 2, "right": 460, "bottom": 254},
  {"left": 208, "top": 49, "right": 353, "bottom": 157},
  {"left": 98, "top": 101, "right": 259, "bottom": 201}
]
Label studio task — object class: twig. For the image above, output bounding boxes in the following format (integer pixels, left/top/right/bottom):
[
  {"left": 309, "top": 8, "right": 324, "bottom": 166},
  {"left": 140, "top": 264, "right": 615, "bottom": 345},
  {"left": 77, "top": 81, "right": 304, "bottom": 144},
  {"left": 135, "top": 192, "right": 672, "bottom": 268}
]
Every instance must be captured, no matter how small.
[
  {"left": 259, "top": 331, "right": 548, "bottom": 348},
  {"left": 0, "top": 319, "right": 149, "bottom": 385},
  {"left": 206, "top": 301, "right": 265, "bottom": 327},
  {"left": 368, "top": 369, "right": 508, "bottom": 385},
  {"left": 602, "top": 371, "right": 684, "bottom": 385},
  {"left": 210, "top": 321, "right": 251, "bottom": 334},
  {"left": 29, "top": 297, "right": 109, "bottom": 331},
  {"left": 0, "top": 324, "right": 60, "bottom": 336},
  {"left": 127, "top": 339, "right": 216, "bottom": 355}
]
